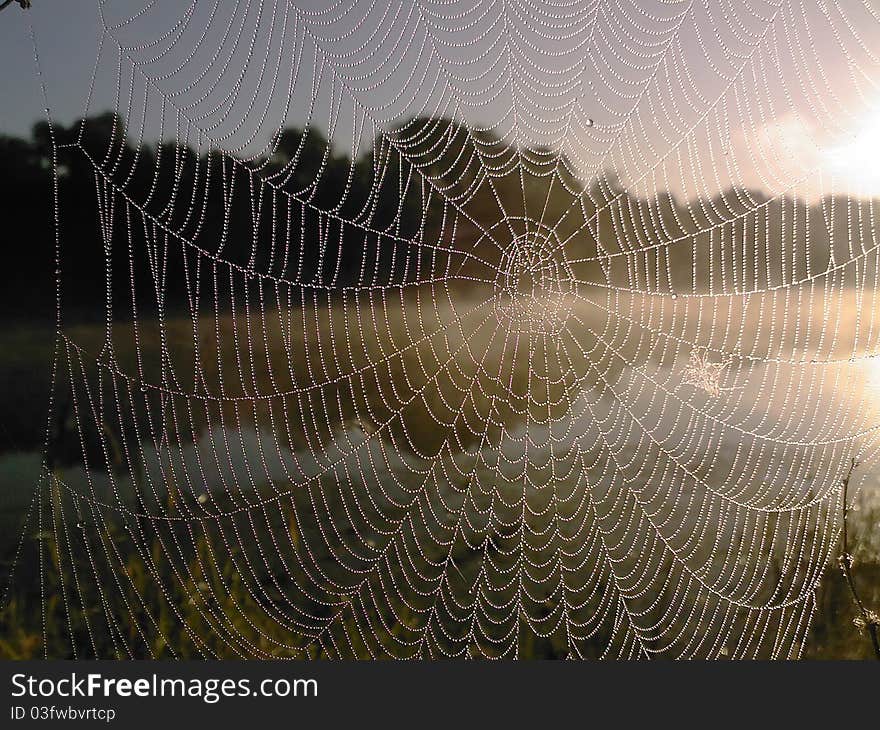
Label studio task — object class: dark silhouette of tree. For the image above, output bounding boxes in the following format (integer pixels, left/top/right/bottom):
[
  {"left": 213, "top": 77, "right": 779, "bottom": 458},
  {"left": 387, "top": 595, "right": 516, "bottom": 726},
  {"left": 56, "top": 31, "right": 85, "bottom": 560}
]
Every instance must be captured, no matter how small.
[{"left": 1, "top": 111, "right": 872, "bottom": 323}]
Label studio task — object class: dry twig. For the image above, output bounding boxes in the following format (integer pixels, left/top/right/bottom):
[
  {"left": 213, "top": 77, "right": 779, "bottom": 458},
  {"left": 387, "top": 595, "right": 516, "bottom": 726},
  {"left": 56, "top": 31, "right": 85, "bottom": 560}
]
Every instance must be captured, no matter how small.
[{"left": 838, "top": 457, "right": 880, "bottom": 659}]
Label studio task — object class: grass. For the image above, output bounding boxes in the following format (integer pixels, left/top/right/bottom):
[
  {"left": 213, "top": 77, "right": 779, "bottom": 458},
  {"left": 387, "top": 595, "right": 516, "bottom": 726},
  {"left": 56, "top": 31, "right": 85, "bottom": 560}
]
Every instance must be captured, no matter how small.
[{"left": 1, "top": 289, "right": 879, "bottom": 658}]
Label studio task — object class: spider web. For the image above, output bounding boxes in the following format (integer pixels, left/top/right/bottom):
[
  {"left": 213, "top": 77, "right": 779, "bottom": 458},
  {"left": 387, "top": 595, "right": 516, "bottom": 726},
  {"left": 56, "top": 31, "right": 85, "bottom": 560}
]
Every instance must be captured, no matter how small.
[{"left": 12, "top": 0, "right": 880, "bottom": 658}]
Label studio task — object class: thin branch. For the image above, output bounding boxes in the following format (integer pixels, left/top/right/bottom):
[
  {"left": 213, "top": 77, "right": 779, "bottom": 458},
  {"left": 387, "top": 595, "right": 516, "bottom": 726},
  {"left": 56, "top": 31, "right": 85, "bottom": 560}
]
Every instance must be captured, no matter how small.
[{"left": 839, "top": 456, "right": 880, "bottom": 659}]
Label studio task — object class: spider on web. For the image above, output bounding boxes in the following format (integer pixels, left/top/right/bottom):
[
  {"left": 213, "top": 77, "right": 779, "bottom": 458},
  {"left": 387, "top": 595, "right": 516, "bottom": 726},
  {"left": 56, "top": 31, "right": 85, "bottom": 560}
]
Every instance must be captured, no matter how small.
[{"left": 681, "top": 347, "right": 727, "bottom": 397}]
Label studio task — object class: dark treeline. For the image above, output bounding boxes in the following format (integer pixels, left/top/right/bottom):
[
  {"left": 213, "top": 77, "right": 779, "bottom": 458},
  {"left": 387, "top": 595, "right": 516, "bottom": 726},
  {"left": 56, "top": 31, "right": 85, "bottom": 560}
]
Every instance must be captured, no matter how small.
[
  {"left": 0, "top": 112, "right": 872, "bottom": 322},
  {"left": 2, "top": 112, "right": 435, "bottom": 322}
]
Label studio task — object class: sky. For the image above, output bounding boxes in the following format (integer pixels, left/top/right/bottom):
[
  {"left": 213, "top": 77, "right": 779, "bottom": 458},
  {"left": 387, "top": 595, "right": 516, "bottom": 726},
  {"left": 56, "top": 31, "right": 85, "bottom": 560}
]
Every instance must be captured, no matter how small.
[{"left": 2, "top": 1, "right": 880, "bottom": 201}]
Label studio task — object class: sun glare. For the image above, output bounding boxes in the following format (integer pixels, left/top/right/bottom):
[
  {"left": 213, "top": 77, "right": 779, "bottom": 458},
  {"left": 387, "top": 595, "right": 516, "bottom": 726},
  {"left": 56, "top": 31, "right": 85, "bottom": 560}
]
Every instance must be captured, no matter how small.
[
  {"left": 822, "top": 107, "right": 880, "bottom": 195},
  {"left": 862, "top": 355, "right": 880, "bottom": 394}
]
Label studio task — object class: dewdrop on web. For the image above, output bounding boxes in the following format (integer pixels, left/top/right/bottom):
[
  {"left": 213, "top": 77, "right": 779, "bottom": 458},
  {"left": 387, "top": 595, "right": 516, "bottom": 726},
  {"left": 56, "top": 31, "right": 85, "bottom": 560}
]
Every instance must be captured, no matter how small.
[{"left": 4, "top": 0, "right": 879, "bottom": 663}]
